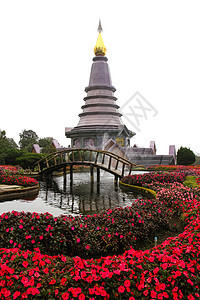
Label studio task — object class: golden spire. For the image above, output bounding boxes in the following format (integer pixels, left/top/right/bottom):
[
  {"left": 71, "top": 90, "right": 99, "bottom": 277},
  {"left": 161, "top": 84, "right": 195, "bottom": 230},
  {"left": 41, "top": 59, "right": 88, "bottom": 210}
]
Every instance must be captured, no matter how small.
[{"left": 94, "top": 20, "right": 107, "bottom": 56}]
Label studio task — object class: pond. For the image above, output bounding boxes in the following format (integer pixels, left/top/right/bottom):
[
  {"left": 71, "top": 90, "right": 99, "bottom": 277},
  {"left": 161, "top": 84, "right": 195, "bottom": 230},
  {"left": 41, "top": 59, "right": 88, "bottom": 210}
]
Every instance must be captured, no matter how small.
[{"left": 0, "top": 171, "right": 146, "bottom": 217}]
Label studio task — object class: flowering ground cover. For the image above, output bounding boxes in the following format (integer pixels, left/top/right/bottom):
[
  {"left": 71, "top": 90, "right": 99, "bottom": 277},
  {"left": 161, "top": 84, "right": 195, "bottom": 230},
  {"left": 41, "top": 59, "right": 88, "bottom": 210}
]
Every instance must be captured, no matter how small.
[
  {"left": 147, "top": 165, "right": 200, "bottom": 172},
  {"left": 0, "top": 169, "right": 200, "bottom": 299},
  {"left": 0, "top": 199, "right": 172, "bottom": 258},
  {"left": 0, "top": 166, "right": 38, "bottom": 188}
]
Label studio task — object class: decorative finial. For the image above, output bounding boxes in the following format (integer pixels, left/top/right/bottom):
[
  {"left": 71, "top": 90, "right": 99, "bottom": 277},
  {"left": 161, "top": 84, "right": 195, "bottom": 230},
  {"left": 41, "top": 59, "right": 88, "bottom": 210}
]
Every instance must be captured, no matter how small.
[
  {"left": 98, "top": 19, "right": 103, "bottom": 33},
  {"left": 94, "top": 20, "right": 107, "bottom": 56}
]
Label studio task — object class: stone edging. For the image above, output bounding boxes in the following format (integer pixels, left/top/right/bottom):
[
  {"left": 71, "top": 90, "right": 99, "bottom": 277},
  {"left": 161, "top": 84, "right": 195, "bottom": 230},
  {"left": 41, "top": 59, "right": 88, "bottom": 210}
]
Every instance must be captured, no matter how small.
[
  {"left": 119, "top": 181, "right": 157, "bottom": 199},
  {"left": 0, "top": 185, "right": 39, "bottom": 201}
]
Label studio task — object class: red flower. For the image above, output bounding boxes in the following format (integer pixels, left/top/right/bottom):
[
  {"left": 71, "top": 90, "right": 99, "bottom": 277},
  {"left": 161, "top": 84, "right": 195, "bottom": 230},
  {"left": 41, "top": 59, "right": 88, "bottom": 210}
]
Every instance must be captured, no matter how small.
[
  {"left": 22, "top": 261, "right": 28, "bottom": 268},
  {"left": 124, "top": 280, "right": 130, "bottom": 287},
  {"left": 151, "top": 290, "right": 157, "bottom": 298},
  {"left": 49, "top": 279, "right": 56, "bottom": 285},
  {"left": 13, "top": 291, "right": 20, "bottom": 299},
  {"left": 118, "top": 286, "right": 125, "bottom": 293},
  {"left": 61, "top": 278, "right": 67, "bottom": 285},
  {"left": 79, "top": 294, "right": 85, "bottom": 300},
  {"left": 62, "top": 292, "right": 69, "bottom": 300}
]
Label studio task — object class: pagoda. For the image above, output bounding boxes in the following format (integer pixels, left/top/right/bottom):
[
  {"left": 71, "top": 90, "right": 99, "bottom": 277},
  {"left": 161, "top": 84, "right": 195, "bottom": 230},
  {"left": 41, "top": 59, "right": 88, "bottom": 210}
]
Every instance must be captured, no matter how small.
[{"left": 65, "top": 21, "right": 135, "bottom": 148}]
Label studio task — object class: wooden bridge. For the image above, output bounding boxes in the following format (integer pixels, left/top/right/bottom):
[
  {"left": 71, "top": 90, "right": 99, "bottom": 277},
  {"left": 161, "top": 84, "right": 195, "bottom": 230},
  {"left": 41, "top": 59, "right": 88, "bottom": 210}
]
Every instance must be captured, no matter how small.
[{"left": 35, "top": 148, "right": 140, "bottom": 184}]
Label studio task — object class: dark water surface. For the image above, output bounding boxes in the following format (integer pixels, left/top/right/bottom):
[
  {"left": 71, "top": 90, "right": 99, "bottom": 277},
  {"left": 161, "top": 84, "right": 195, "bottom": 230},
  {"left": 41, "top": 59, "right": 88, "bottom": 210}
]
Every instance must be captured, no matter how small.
[{"left": 0, "top": 171, "right": 145, "bottom": 217}]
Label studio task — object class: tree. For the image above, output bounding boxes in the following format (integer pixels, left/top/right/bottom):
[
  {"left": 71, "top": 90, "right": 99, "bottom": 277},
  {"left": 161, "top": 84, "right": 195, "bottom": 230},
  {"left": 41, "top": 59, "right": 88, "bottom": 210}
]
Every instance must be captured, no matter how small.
[
  {"left": 4, "top": 148, "right": 22, "bottom": 165},
  {"left": 19, "top": 130, "right": 39, "bottom": 152},
  {"left": 177, "top": 147, "right": 196, "bottom": 165},
  {"left": 39, "top": 138, "right": 55, "bottom": 154},
  {"left": 0, "top": 130, "right": 6, "bottom": 139},
  {"left": 0, "top": 130, "right": 18, "bottom": 164}
]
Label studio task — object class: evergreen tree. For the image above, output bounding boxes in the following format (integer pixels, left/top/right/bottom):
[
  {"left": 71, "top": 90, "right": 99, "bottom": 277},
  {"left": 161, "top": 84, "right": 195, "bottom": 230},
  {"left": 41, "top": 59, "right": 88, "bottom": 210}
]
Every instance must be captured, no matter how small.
[{"left": 177, "top": 147, "right": 196, "bottom": 165}]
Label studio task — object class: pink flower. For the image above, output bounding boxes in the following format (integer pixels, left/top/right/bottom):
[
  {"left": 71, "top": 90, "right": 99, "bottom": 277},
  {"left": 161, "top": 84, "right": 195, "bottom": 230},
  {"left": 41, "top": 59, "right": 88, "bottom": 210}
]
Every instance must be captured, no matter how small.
[
  {"left": 62, "top": 292, "right": 69, "bottom": 300},
  {"left": 187, "top": 279, "right": 194, "bottom": 286},
  {"left": 21, "top": 276, "right": 29, "bottom": 286},
  {"left": 77, "top": 238, "right": 80, "bottom": 243},
  {"left": 13, "top": 291, "right": 20, "bottom": 299},
  {"left": 34, "top": 272, "right": 40, "bottom": 278},
  {"left": 22, "top": 261, "right": 28, "bottom": 268},
  {"left": 61, "top": 278, "right": 67, "bottom": 285},
  {"left": 26, "top": 287, "right": 40, "bottom": 295},
  {"left": 79, "top": 294, "right": 85, "bottom": 300},
  {"left": 118, "top": 286, "right": 125, "bottom": 293},
  {"left": 43, "top": 268, "right": 49, "bottom": 274},
  {"left": 151, "top": 290, "right": 157, "bottom": 298},
  {"left": 124, "top": 280, "right": 130, "bottom": 287},
  {"left": 49, "top": 279, "right": 56, "bottom": 285}
]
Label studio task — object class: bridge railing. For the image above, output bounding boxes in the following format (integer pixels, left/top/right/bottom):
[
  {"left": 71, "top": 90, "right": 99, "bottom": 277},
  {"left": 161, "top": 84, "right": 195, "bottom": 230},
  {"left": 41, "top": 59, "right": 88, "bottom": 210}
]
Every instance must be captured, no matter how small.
[{"left": 35, "top": 148, "right": 138, "bottom": 178}]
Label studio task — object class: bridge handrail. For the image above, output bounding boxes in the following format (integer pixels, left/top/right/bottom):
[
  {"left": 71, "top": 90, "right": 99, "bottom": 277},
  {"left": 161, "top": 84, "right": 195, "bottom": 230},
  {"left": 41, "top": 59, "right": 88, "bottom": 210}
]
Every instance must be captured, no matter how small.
[{"left": 35, "top": 148, "right": 137, "bottom": 168}]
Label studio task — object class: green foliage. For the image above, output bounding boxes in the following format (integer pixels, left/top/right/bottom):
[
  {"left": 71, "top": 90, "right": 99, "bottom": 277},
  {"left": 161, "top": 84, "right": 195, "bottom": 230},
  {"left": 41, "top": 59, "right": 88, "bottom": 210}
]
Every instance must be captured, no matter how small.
[
  {"left": 177, "top": 146, "right": 195, "bottom": 165},
  {"left": 183, "top": 176, "right": 199, "bottom": 188},
  {"left": 0, "top": 130, "right": 18, "bottom": 164},
  {"left": 39, "top": 138, "right": 55, "bottom": 154},
  {"left": 4, "top": 148, "right": 22, "bottom": 165},
  {"left": 19, "top": 129, "right": 39, "bottom": 152},
  {"left": 16, "top": 153, "right": 44, "bottom": 170},
  {"left": 0, "top": 130, "right": 6, "bottom": 139}
]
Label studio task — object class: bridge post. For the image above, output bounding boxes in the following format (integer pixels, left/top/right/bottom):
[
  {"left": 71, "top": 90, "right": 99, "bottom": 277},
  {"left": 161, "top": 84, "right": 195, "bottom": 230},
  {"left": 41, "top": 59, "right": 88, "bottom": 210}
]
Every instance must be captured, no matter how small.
[
  {"left": 114, "top": 175, "right": 118, "bottom": 185},
  {"left": 97, "top": 167, "right": 100, "bottom": 184},
  {"left": 122, "top": 163, "right": 125, "bottom": 177},
  {"left": 90, "top": 165, "right": 94, "bottom": 184},
  {"left": 63, "top": 166, "right": 67, "bottom": 187},
  {"left": 70, "top": 165, "right": 73, "bottom": 187}
]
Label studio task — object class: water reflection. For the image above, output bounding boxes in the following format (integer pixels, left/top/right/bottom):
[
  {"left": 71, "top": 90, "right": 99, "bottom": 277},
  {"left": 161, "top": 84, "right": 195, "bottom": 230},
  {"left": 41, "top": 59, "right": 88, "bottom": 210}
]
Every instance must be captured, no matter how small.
[
  {"left": 0, "top": 171, "right": 145, "bottom": 217},
  {"left": 39, "top": 172, "right": 142, "bottom": 216}
]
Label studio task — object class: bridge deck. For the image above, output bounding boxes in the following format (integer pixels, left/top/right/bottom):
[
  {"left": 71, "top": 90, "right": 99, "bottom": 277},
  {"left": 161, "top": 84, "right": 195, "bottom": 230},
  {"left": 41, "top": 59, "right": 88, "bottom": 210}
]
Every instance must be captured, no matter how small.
[{"left": 35, "top": 148, "right": 141, "bottom": 179}]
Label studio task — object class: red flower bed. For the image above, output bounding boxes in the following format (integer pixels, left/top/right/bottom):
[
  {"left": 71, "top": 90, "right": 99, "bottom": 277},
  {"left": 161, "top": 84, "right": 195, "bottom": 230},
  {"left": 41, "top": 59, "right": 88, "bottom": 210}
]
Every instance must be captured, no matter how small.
[
  {"left": 0, "top": 169, "right": 200, "bottom": 299},
  {"left": 147, "top": 165, "right": 200, "bottom": 172},
  {"left": 0, "top": 199, "right": 172, "bottom": 258},
  {"left": 0, "top": 165, "right": 38, "bottom": 187},
  {"left": 121, "top": 172, "right": 186, "bottom": 186}
]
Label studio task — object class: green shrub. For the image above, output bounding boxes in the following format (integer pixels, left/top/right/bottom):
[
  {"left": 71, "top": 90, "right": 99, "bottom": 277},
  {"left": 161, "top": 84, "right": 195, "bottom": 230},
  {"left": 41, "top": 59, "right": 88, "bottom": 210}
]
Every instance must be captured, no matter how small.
[
  {"left": 177, "top": 146, "right": 196, "bottom": 165},
  {"left": 183, "top": 175, "right": 199, "bottom": 188},
  {"left": 4, "top": 148, "right": 22, "bottom": 165},
  {"left": 16, "top": 153, "right": 44, "bottom": 170}
]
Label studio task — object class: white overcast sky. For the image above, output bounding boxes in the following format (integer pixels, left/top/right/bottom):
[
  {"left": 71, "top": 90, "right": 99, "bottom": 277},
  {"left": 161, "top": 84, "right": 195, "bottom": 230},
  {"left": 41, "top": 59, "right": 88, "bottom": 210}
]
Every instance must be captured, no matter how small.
[{"left": 0, "top": 0, "right": 200, "bottom": 155}]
